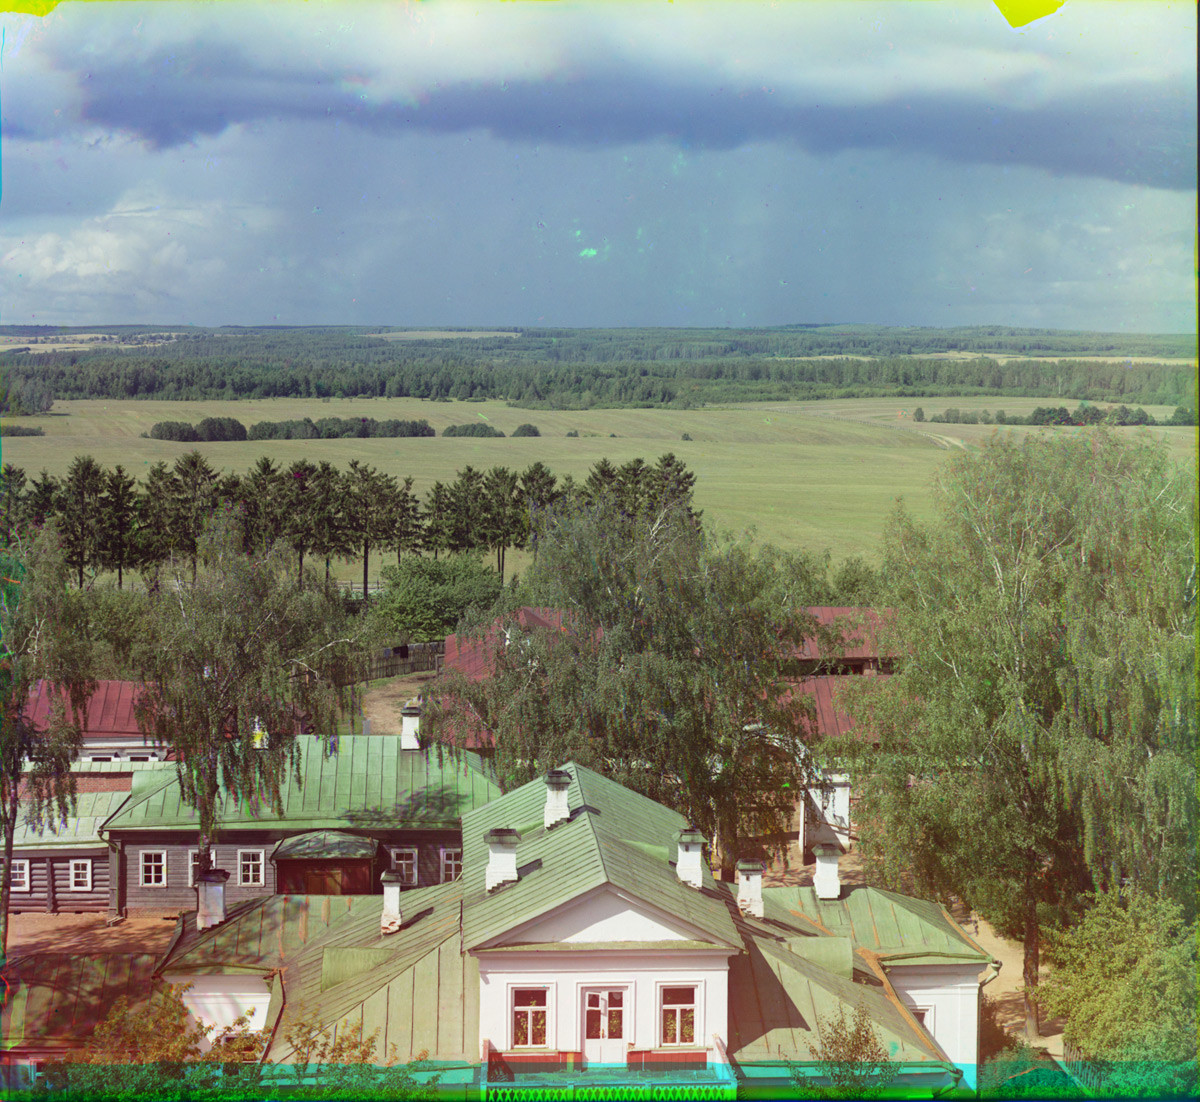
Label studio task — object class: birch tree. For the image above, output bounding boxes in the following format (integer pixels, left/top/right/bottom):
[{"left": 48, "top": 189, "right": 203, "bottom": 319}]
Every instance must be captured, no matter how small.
[
  {"left": 841, "top": 431, "right": 1196, "bottom": 1039},
  {"left": 134, "top": 512, "right": 368, "bottom": 874},
  {"left": 0, "top": 524, "right": 95, "bottom": 954}
]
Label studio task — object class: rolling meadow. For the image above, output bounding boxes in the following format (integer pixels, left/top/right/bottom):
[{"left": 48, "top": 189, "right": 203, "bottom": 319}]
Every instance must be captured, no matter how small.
[{"left": 4, "top": 395, "right": 1193, "bottom": 585}]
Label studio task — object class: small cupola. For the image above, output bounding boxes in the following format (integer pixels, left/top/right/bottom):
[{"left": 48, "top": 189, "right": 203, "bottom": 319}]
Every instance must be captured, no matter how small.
[
  {"left": 484, "top": 827, "right": 522, "bottom": 892},
  {"left": 737, "top": 859, "right": 764, "bottom": 918},
  {"left": 399, "top": 701, "right": 421, "bottom": 751},
  {"left": 813, "top": 841, "right": 843, "bottom": 900},
  {"left": 196, "top": 867, "right": 230, "bottom": 931},
  {"left": 380, "top": 871, "right": 403, "bottom": 935},
  {"left": 675, "top": 827, "right": 706, "bottom": 890},
  {"left": 544, "top": 769, "right": 572, "bottom": 829}
]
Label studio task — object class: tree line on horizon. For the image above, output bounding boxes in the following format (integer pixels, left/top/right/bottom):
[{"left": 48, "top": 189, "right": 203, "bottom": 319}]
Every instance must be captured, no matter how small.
[
  {"left": 913, "top": 401, "right": 1198, "bottom": 427},
  {"left": 2, "top": 322, "right": 1194, "bottom": 410},
  {"left": 0, "top": 451, "right": 698, "bottom": 595}
]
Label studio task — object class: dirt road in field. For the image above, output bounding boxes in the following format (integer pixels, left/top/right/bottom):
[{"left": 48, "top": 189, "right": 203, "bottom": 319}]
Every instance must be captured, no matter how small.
[{"left": 360, "top": 672, "right": 438, "bottom": 734}]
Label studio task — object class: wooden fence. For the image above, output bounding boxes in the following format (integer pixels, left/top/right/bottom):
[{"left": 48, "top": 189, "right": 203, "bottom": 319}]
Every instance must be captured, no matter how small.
[
  {"left": 1062, "top": 1039, "right": 1107, "bottom": 1095},
  {"left": 332, "top": 642, "right": 444, "bottom": 686}
]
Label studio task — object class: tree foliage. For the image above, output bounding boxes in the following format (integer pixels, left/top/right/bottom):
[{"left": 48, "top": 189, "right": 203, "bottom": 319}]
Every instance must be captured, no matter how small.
[
  {"left": 1039, "top": 891, "right": 1197, "bottom": 1095},
  {"left": 375, "top": 554, "right": 502, "bottom": 642},
  {"left": 430, "top": 499, "right": 817, "bottom": 872},
  {"left": 133, "top": 513, "right": 369, "bottom": 868},
  {"left": 791, "top": 1002, "right": 900, "bottom": 1100},
  {"left": 841, "top": 431, "right": 1197, "bottom": 1037},
  {"left": 0, "top": 525, "right": 95, "bottom": 954}
]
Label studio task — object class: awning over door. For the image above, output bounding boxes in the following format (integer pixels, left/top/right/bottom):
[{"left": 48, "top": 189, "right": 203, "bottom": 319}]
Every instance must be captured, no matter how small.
[{"left": 271, "top": 831, "right": 379, "bottom": 861}]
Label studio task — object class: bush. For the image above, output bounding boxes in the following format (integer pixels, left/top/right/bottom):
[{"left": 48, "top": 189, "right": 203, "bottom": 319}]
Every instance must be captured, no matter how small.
[
  {"left": 442, "top": 422, "right": 504, "bottom": 438},
  {"left": 149, "top": 421, "right": 201, "bottom": 442},
  {"left": 511, "top": 423, "right": 540, "bottom": 437},
  {"left": 0, "top": 424, "right": 44, "bottom": 436},
  {"left": 375, "top": 555, "right": 502, "bottom": 641}
]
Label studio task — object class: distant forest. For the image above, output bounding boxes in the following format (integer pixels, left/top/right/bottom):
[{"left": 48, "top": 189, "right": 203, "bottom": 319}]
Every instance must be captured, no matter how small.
[{"left": 2, "top": 324, "right": 1195, "bottom": 410}]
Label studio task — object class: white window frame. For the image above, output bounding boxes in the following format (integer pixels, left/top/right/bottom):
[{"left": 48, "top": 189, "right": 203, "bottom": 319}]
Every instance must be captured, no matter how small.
[
  {"left": 389, "top": 846, "right": 419, "bottom": 887},
  {"left": 440, "top": 847, "right": 462, "bottom": 883},
  {"left": 658, "top": 982, "right": 700, "bottom": 1047},
  {"left": 188, "top": 849, "right": 200, "bottom": 888},
  {"left": 910, "top": 1005, "right": 935, "bottom": 1033},
  {"left": 68, "top": 859, "right": 92, "bottom": 892},
  {"left": 238, "top": 849, "right": 265, "bottom": 887},
  {"left": 510, "top": 985, "right": 553, "bottom": 1049},
  {"left": 139, "top": 850, "right": 167, "bottom": 888},
  {"left": 10, "top": 858, "right": 31, "bottom": 893}
]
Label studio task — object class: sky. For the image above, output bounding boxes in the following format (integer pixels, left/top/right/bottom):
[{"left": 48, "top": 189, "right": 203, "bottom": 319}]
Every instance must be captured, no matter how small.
[{"left": 0, "top": 0, "right": 1195, "bottom": 331}]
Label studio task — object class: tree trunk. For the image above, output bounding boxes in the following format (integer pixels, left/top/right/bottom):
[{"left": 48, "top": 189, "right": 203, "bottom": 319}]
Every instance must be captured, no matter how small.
[
  {"left": 1, "top": 790, "right": 18, "bottom": 956},
  {"left": 362, "top": 540, "right": 369, "bottom": 599},
  {"left": 297, "top": 547, "right": 304, "bottom": 590},
  {"left": 1023, "top": 866, "right": 1041, "bottom": 1040}
]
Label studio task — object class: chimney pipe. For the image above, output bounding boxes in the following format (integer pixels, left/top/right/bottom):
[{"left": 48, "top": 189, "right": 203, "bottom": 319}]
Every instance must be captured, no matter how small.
[
  {"left": 196, "top": 868, "right": 230, "bottom": 931},
  {"left": 737, "top": 860, "right": 764, "bottom": 918},
  {"left": 544, "top": 769, "right": 572, "bottom": 829},
  {"left": 675, "top": 827, "right": 706, "bottom": 890},
  {"left": 813, "top": 842, "right": 842, "bottom": 900},
  {"left": 400, "top": 702, "right": 421, "bottom": 751},
  {"left": 484, "top": 828, "right": 522, "bottom": 892},
  {"left": 380, "top": 871, "right": 403, "bottom": 934}
]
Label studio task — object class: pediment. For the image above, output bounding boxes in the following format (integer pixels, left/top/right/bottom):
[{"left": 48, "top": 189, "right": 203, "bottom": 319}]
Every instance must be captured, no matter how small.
[{"left": 493, "top": 886, "right": 709, "bottom": 947}]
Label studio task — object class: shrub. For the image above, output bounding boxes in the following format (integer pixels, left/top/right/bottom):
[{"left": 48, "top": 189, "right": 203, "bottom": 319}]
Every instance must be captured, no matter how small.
[
  {"left": 442, "top": 422, "right": 504, "bottom": 438},
  {"left": 0, "top": 424, "right": 44, "bottom": 436},
  {"left": 511, "top": 423, "right": 540, "bottom": 437}
]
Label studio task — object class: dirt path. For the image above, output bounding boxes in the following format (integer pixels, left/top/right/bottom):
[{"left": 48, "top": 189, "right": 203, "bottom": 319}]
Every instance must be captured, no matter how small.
[{"left": 359, "top": 672, "right": 438, "bottom": 734}]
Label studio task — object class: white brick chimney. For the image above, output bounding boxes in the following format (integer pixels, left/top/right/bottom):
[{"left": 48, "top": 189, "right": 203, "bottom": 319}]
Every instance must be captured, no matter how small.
[
  {"left": 813, "top": 841, "right": 842, "bottom": 900},
  {"left": 400, "top": 702, "right": 421, "bottom": 751},
  {"left": 544, "top": 769, "right": 572, "bottom": 829},
  {"left": 196, "top": 868, "right": 230, "bottom": 931},
  {"left": 485, "top": 828, "right": 522, "bottom": 892},
  {"left": 380, "top": 871, "right": 403, "bottom": 935},
  {"left": 737, "top": 860, "right": 764, "bottom": 918},
  {"left": 675, "top": 827, "right": 706, "bottom": 890}
]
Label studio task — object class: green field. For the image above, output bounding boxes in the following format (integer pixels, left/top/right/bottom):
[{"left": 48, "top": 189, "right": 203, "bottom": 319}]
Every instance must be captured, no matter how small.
[{"left": 4, "top": 396, "right": 1193, "bottom": 581}]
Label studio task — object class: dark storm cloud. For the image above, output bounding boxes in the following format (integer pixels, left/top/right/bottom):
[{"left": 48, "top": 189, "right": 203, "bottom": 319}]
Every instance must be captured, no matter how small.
[{"left": 63, "top": 46, "right": 1196, "bottom": 191}]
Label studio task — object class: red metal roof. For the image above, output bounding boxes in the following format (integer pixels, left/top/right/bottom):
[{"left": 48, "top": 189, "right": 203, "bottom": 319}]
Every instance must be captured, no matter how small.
[
  {"left": 793, "top": 606, "right": 892, "bottom": 661},
  {"left": 25, "top": 680, "right": 145, "bottom": 736},
  {"left": 786, "top": 673, "right": 889, "bottom": 742}
]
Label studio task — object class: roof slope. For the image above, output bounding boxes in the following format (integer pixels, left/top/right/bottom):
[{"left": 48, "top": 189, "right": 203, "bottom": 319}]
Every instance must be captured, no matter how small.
[
  {"left": 103, "top": 740, "right": 499, "bottom": 833},
  {"left": 13, "top": 791, "right": 131, "bottom": 849},
  {"left": 1, "top": 954, "right": 160, "bottom": 1050},
  {"left": 26, "top": 679, "right": 146, "bottom": 737},
  {"left": 763, "top": 885, "right": 991, "bottom": 965},
  {"left": 458, "top": 763, "right": 740, "bottom": 951}
]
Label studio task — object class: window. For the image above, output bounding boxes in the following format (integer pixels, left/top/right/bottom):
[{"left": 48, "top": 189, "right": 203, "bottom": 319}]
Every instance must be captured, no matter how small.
[
  {"left": 390, "top": 847, "right": 418, "bottom": 887},
  {"left": 89, "top": 755, "right": 112, "bottom": 763},
  {"left": 440, "top": 848, "right": 462, "bottom": 883},
  {"left": 512, "top": 989, "right": 548, "bottom": 1047},
  {"left": 188, "top": 849, "right": 200, "bottom": 888},
  {"left": 140, "top": 851, "right": 167, "bottom": 887},
  {"left": 585, "top": 990, "right": 623, "bottom": 1041},
  {"left": 69, "top": 859, "right": 92, "bottom": 892},
  {"left": 238, "top": 850, "right": 265, "bottom": 887},
  {"left": 129, "top": 755, "right": 152, "bottom": 762},
  {"left": 661, "top": 986, "right": 696, "bottom": 1046},
  {"left": 11, "top": 859, "right": 30, "bottom": 892}
]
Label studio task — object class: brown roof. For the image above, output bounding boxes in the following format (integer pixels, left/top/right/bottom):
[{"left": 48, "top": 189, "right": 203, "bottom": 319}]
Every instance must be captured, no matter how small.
[
  {"left": 787, "top": 673, "right": 889, "bottom": 742},
  {"left": 26, "top": 680, "right": 145, "bottom": 737},
  {"left": 792, "top": 607, "right": 892, "bottom": 662}
]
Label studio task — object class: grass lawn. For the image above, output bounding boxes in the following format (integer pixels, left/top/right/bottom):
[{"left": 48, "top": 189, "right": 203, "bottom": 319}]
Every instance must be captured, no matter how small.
[{"left": 6, "top": 396, "right": 1193, "bottom": 582}]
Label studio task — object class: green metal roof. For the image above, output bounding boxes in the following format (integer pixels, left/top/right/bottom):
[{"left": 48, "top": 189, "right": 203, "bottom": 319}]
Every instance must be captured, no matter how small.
[
  {"left": 103, "top": 740, "right": 499, "bottom": 834},
  {"left": 458, "top": 763, "right": 741, "bottom": 952},
  {"left": 273, "top": 831, "right": 379, "bottom": 860},
  {"left": 1, "top": 954, "right": 160, "bottom": 1049},
  {"left": 762, "top": 885, "right": 991, "bottom": 966},
  {"left": 12, "top": 792, "right": 130, "bottom": 850},
  {"left": 159, "top": 881, "right": 478, "bottom": 1065}
]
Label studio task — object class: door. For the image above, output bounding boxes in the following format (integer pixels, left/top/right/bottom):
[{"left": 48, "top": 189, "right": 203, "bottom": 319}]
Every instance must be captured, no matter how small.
[{"left": 582, "top": 988, "right": 626, "bottom": 1069}]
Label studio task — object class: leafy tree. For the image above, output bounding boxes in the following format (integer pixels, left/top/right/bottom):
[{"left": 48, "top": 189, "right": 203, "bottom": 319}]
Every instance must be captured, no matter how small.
[
  {"left": 281, "top": 459, "right": 318, "bottom": 586},
  {"left": 307, "top": 460, "right": 350, "bottom": 587},
  {"left": 99, "top": 465, "right": 138, "bottom": 589},
  {"left": 1039, "top": 891, "right": 1197, "bottom": 1097},
  {"left": 841, "top": 432, "right": 1196, "bottom": 1038},
  {"left": 442, "top": 422, "right": 504, "bottom": 437},
  {"left": 421, "top": 481, "right": 453, "bottom": 560},
  {"left": 790, "top": 1002, "right": 899, "bottom": 1099},
  {"left": 60, "top": 456, "right": 106, "bottom": 588},
  {"left": 913, "top": 406, "right": 925, "bottom": 422},
  {"left": 134, "top": 512, "right": 367, "bottom": 874},
  {"left": 242, "top": 456, "right": 286, "bottom": 557},
  {"left": 375, "top": 554, "right": 502, "bottom": 642},
  {"left": 0, "top": 525, "right": 95, "bottom": 954},
  {"left": 511, "top": 422, "right": 540, "bottom": 437},
  {"left": 430, "top": 499, "right": 815, "bottom": 875},
  {"left": 481, "top": 465, "right": 521, "bottom": 579},
  {"left": 447, "top": 465, "right": 487, "bottom": 554}
]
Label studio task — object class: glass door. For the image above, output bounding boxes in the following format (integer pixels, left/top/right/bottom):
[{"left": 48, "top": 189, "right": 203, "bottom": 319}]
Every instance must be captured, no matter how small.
[{"left": 582, "top": 988, "right": 626, "bottom": 1069}]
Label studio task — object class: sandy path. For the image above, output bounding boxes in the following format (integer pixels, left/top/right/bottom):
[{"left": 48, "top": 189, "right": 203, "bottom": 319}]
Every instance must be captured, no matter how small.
[{"left": 359, "top": 672, "right": 438, "bottom": 734}]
